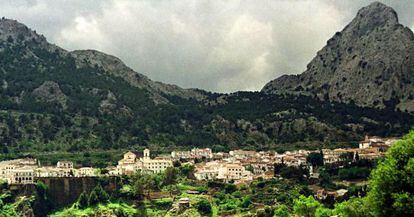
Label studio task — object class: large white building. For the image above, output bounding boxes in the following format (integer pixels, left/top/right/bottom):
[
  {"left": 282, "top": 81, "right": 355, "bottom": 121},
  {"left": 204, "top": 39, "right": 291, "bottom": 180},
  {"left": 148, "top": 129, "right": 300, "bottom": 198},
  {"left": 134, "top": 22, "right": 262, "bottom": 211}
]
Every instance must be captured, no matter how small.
[
  {"left": 194, "top": 160, "right": 252, "bottom": 182},
  {"left": 9, "top": 166, "right": 35, "bottom": 184},
  {"left": 117, "top": 149, "right": 173, "bottom": 174},
  {"left": 0, "top": 158, "right": 38, "bottom": 184}
]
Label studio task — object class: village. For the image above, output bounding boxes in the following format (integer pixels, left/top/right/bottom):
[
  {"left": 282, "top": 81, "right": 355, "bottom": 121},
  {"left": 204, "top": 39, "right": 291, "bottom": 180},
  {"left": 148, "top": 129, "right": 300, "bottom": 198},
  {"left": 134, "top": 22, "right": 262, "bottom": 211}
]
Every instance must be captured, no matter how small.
[{"left": 0, "top": 135, "right": 398, "bottom": 185}]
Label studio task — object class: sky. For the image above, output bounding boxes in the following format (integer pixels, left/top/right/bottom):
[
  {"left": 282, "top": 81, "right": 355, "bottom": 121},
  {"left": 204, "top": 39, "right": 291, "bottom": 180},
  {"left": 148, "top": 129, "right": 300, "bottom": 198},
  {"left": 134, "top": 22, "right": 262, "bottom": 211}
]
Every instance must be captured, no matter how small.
[{"left": 0, "top": 0, "right": 413, "bottom": 93}]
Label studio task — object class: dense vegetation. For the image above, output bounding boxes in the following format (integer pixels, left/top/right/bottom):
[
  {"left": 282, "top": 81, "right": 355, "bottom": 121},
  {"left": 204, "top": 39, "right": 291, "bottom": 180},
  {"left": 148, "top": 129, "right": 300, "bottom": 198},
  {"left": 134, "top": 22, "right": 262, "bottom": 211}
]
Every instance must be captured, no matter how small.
[{"left": 1, "top": 34, "right": 413, "bottom": 161}]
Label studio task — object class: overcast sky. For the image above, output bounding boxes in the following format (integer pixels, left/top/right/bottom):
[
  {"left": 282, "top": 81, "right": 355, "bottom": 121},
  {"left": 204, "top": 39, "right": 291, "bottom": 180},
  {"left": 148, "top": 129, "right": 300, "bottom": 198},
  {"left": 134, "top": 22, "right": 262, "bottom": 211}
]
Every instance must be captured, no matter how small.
[{"left": 0, "top": 0, "right": 413, "bottom": 93}]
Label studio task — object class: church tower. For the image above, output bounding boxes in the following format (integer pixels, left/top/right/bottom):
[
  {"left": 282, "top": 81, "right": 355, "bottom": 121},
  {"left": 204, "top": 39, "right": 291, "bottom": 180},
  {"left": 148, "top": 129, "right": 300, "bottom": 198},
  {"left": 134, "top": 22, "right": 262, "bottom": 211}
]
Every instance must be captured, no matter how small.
[{"left": 143, "top": 148, "right": 150, "bottom": 160}]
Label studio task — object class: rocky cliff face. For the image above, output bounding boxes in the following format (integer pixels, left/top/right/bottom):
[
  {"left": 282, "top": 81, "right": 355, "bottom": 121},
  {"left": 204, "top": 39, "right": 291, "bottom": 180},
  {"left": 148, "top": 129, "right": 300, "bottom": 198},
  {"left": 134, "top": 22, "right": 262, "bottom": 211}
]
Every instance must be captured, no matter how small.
[
  {"left": 0, "top": 18, "right": 66, "bottom": 55},
  {"left": 70, "top": 50, "right": 206, "bottom": 104},
  {"left": 0, "top": 18, "right": 205, "bottom": 105},
  {"left": 262, "top": 2, "right": 414, "bottom": 112}
]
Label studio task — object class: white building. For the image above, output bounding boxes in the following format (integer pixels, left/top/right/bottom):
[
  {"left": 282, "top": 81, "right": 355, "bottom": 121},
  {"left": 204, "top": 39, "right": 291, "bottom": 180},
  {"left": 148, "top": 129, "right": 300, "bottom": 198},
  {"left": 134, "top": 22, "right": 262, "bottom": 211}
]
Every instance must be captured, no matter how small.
[
  {"left": 171, "top": 148, "right": 213, "bottom": 160},
  {"left": 0, "top": 158, "right": 38, "bottom": 184},
  {"left": 194, "top": 161, "right": 220, "bottom": 180},
  {"left": 359, "top": 135, "right": 399, "bottom": 149},
  {"left": 117, "top": 151, "right": 143, "bottom": 175},
  {"left": 57, "top": 161, "right": 74, "bottom": 169},
  {"left": 194, "top": 161, "right": 252, "bottom": 182},
  {"left": 0, "top": 158, "right": 97, "bottom": 183},
  {"left": 36, "top": 165, "right": 74, "bottom": 177},
  {"left": 117, "top": 149, "right": 173, "bottom": 175},
  {"left": 9, "top": 166, "right": 35, "bottom": 184},
  {"left": 229, "top": 150, "right": 258, "bottom": 159},
  {"left": 75, "top": 167, "right": 96, "bottom": 177},
  {"left": 31, "top": 161, "right": 75, "bottom": 178}
]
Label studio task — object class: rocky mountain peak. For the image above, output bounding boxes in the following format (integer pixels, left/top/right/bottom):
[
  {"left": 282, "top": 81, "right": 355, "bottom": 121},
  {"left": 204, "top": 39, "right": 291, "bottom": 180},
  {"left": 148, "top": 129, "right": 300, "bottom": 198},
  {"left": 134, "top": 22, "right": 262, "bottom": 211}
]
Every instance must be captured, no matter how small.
[
  {"left": 356, "top": 2, "right": 398, "bottom": 24},
  {"left": 0, "top": 18, "right": 30, "bottom": 33},
  {"left": 262, "top": 2, "right": 414, "bottom": 112},
  {"left": 0, "top": 18, "right": 66, "bottom": 55},
  {"left": 344, "top": 2, "right": 398, "bottom": 37},
  {"left": 0, "top": 18, "right": 44, "bottom": 44}
]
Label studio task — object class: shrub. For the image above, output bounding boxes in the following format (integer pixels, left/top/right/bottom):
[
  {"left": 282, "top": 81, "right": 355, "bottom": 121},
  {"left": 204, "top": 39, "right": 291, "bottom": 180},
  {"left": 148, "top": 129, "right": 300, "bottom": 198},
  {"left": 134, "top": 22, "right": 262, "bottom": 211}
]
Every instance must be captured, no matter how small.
[
  {"left": 274, "top": 204, "right": 291, "bottom": 217},
  {"left": 293, "top": 195, "right": 321, "bottom": 217},
  {"left": 154, "top": 198, "right": 173, "bottom": 209},
  {"left": 224, "top": 183, "right": 237, "bottom": 194},
  {"left": 240, "top": 196, "right": 252, "bottom": 208},
  {"left": 196, "top": 199, "right": 212, "bottom": 215}
]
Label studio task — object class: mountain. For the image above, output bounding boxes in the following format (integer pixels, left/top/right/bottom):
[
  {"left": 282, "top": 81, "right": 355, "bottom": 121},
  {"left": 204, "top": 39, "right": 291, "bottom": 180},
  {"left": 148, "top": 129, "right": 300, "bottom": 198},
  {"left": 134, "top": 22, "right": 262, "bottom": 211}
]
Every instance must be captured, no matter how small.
[
  {"left": 0, "top": 9, "right": 413, "bottom": 156},
  {"left": 0, "top": 18, "right": 205, "bottom": 105},
  {"left": 262, "top": 2, "right": 414, "bottom": 113},
  {"left": 70, "top": 49, "right": 206, "bottom": 104}
]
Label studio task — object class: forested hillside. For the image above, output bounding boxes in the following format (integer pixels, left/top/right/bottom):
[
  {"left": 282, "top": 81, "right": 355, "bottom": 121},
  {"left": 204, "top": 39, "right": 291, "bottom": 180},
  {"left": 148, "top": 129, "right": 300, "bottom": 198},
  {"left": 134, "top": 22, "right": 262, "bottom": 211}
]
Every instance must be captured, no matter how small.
[{"left": 0, "top": 18, "right": 413, "bottom": 155}]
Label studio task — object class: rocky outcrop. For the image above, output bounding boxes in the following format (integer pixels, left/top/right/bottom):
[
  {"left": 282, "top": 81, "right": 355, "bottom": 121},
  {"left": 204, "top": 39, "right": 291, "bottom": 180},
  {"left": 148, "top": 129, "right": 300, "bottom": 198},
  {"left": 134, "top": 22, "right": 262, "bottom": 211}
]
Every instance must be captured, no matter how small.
[
  {"left": 70, "top": 49, "right": 206, "bottom": 104},
  {"left": 0, "top": 18, "right": 205, "bottom": 105},
  {"left": 32, "top": 81, "right": 67, "bottom": 108},
  {"left": 0, "top": 18, "right": 66, "bottom": 55},
  {"left": 262, "top": 2, "right": 414, "bottom": 112}
]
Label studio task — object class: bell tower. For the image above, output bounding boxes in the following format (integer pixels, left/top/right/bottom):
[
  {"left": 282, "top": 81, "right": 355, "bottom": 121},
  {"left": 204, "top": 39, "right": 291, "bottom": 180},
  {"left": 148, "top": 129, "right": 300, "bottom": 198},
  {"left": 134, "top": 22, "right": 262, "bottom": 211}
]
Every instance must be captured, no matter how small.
[{"left": 143, "top": 148, "right": 150, "bottom": 160}]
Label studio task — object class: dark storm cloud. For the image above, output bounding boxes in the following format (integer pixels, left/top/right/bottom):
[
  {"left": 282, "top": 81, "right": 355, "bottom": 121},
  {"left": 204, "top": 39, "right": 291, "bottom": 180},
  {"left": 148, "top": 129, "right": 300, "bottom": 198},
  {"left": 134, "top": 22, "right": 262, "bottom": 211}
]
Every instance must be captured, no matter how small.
[{"left": 0, "top": 0, "right": 412, "bottom": 92}]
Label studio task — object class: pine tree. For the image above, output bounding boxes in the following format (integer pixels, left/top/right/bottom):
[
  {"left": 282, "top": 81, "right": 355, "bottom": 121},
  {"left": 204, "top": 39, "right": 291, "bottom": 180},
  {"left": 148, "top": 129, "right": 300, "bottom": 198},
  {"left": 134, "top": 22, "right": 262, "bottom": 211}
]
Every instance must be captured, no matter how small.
[
  {"left": 88, "top": 190, "right": 99, "bottom": 206},
  {"left": 77, "top": 192, "right": 89, "bottom": 209},
  {"left": 95, "top": 185, "right": 109, "bottom": 203}
]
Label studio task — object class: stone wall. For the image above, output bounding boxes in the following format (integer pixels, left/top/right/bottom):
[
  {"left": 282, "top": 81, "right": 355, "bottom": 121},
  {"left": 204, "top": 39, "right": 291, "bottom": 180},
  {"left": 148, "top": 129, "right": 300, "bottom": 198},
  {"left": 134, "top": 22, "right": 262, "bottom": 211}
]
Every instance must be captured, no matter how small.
[{"left": 9, "top": 177, "right": 119, "bottom": 208}]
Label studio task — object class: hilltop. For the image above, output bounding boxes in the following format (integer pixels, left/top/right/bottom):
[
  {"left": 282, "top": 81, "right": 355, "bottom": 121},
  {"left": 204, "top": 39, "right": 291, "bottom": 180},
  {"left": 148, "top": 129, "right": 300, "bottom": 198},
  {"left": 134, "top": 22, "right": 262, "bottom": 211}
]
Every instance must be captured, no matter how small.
[{"left": 263, "top": 2, "right": 414, "bottom": 112}]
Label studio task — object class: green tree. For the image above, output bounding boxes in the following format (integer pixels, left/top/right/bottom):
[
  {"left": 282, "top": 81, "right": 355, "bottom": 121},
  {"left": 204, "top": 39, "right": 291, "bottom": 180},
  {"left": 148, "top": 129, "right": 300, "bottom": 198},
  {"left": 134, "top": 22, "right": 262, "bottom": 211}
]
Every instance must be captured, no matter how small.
[
  {"left": 88, "top": 190, "right": 99, "bottom": 206},
  {"left": 306, "top": 152, "right": 324, "bottom": 167},
  {"left": 87, "top": 185, "right": 108, "bottom": 206},
  {"left": 131, "top": 173, "right": 145, "bottom": 200},
  {"left": 246, "top": 165, "right": 254, "bottom": 173},
  {"left": 162, "top": 167, "right": 178, "bottom": 186},
  {"left": 240, "top": 195, "right": 252, "bottom": 208},
  {"left": 33, "top": 182, "right": 53, "bottom": 217},
  {"left": 274, "top": 204, "right": 291, "bottom": 217},
  {"left": 224, "top": 183, "right": 237, "bottom": 194},
  {"left": 293, "top": 195, "right": 321, "bottom": 217},
  {"left": 333, "top": 197, "right": 372, "bottom": 217},
  {"left": 196, "top": 198, "right": 212, "bottom": 215},
  {"left": 173, "top": 160, "right": 181, "bottom": 167},
  {"left": 93, "top": 185, "right": 109, "bottom": 203},
  {"left": 367, "top": 130, "right": 414, "bottom": 217},
  {"left": 77, "top": 192, "right": 89, "bottom": 209},
  {"left": 280, "top": 166, "right": 309, "bottom": 182},
  {"left": 315, "top": 207, "right": 333, "bottom": 217},
  {"left": 180, "top": 164, "right": 195, "bottom": 179},
  {"left": 318, "top": 169, "right": 332, "bottom": 187},
  {"left": 131, "top": 171, "right": 161, "bottom": 199}
]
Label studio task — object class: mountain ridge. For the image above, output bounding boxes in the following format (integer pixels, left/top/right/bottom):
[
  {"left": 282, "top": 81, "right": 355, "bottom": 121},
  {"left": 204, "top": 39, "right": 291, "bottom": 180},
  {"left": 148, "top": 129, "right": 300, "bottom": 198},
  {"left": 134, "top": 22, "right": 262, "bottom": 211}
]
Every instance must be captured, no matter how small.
[
  {"left": 0, "top": 17, "right": 206, "bottom": 105},
  {"left": 262, "top": 2, "right": 414, "bottom": 112},
  {"left": 0, "top": 3, "right": 413, "bottom": 154},
  {"left": 69, "top": 49, "right": 206, "bottom": 104}
]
